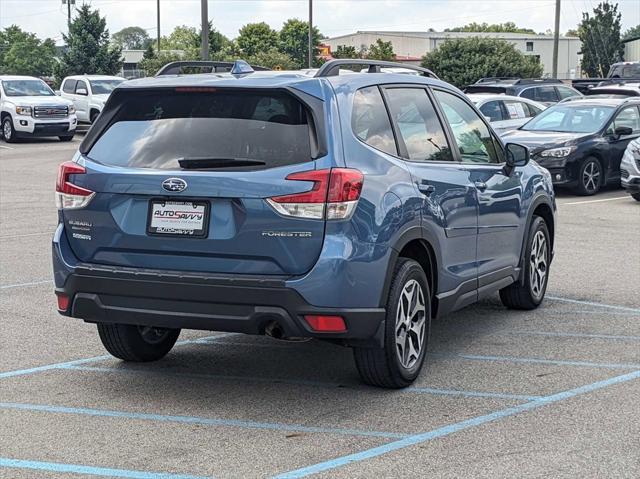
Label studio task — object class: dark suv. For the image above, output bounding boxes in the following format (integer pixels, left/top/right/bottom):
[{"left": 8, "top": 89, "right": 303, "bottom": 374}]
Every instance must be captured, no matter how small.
[
  {"left": 464, "top": 78, "right": 582, "bottom": 105},
  {"left": 53, "top": 60, "right": 556, "bottom": 388}
]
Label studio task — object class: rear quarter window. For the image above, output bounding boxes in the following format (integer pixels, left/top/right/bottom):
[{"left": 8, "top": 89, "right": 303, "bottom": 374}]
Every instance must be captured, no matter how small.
[{"left": 87, "top": 90, "right": 313, "bottom": 170}]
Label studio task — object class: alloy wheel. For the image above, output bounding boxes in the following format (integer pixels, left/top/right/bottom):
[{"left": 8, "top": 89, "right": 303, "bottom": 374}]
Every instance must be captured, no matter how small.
[
  {"left": 3, "top": 121, "right": 11, "bottom": 140},
  {"left": 582, "top": 160, "right": 601, "bottom": 193},
  {"left": 529, "top": 230, "right": 548, "bottom": 300},
  {"left": 395, "top": 279, "right": 427, "bottom": 369}
]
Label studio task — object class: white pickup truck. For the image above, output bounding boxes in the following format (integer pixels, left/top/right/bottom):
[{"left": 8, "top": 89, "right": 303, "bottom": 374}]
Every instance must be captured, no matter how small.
[
  {"left": 1, "top": 75, "right": 78, "bottom": 142},
  {"left": 60, "top": 75, "right": 125, "bottom": 123}
]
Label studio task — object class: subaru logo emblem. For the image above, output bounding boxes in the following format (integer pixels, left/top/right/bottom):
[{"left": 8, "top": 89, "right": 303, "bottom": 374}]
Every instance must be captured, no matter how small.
[{"left": 162, "top": 178, "right": 188, "bottom": 192}]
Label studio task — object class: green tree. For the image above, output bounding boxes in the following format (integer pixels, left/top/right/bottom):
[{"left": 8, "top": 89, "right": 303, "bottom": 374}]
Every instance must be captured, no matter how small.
[
  {"left": 445, "top": 22, "right": 536, "bottom": 34},
  {"left": 578, "top": 2, "right": 624, "bottom": 77},
  {"left": 161, "top": 25, "right": 199, "bottom": 58},
  {"left": 54, "top": 5, "right": 122, "bottom": 83},
  {"left": 203, "top": 22, "right": 229, "bottom": 55},
  {"left": 142, "top": 43, "right": 155, "bottom": 60},
  {"left": 0, "top": 26, "right": 57, "bottom": 76},
  {"left": 622, "top": 25, "right": 640, "bottom": 41},
  {"left": 111, "top": 26, "right": 150, "bottom": 50},
  {"left": 332, "top": 45, "right": 359, "bottom": 59},
  {"left": 237, "top": 22, "right": 279, "bottom": 57},
  {"left": 366, "top": 39, "right": 395, "bottom": 60},
  {"left": 248, "top": 48, "right": 297, "bottom": 70},
  {"left": 421, "top": 37, "right": 543, "bottom": 88},
  {"left": 138, "top": 51, "right": 182, "bottom": 76},
  {"left": 565, "top": 29, "right": 579, "bottom": 37},
  {"left": 279, "top": 18, "right": 322, "bottom": 67}
]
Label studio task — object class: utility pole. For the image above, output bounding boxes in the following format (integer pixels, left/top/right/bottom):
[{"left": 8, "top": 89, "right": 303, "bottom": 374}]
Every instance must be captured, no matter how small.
[
  {"left": 552, "top": 0, "right": 561, "bottom": 78},
  {"left": 308, "top": 0, "right": 313, "bottom": 68},
  {"left": 62, "top": 0, "right": 74, "bottom": 29},
  {"left": 156, "top": 0, "right": 161, "bottom": 52},
  {"left": 201, "top": 0, "right": 209, "bottom": 60}
]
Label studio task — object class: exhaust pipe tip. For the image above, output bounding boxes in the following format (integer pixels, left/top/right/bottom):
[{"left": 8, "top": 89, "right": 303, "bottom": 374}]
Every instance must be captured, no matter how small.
[{"left": 264, "top": 321, "right": 310, "bottom": 343}]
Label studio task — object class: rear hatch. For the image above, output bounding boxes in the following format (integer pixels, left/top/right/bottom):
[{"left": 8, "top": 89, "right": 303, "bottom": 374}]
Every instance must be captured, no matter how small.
[{"left": 62, "top": 87, "right": 329, "bottom": 276}]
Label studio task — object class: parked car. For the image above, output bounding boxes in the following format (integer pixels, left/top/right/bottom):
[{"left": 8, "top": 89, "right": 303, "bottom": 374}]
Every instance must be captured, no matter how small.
[
  {"left": 0, "top": 75, "right": 77, "bottom": 142},
  {"left": 60, "top": 75, "right": 125, "bottom": 123},
  {"left": 621, "top": 137, "right": 640, "bottom": 201},
  {"left": 463, "top": 78, "right": 582, "bottom": 106},
  {"left": 572, "top": 61, "right": 640, "bottom": 94},
  {"left": 53, "top": 59, "right": 556, "bottom": 388},
  {"left": 503, "top": 97, "right": 640, "bottom": 195},
  {"left": 585, "top": 80, "right": 640, "bottom": 98},
  {"left": 467, "top": 93, "right": 546, "bottom": 134}
]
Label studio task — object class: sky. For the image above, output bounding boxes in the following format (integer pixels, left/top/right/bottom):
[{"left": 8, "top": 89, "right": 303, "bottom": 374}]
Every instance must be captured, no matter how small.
[{"left": 1, "top": 0, "right": 639, "bottom": 45}]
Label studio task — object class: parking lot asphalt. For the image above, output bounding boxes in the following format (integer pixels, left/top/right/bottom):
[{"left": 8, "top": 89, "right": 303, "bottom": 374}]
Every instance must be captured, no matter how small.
[{"left": 1, "top": 137, "right": 639, "bottom": 478}]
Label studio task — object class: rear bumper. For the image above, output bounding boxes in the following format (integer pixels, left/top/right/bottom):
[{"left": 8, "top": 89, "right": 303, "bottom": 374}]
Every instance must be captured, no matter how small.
[
  {"left": 58, "top": 265, "right": 384, "bottom": 345},
  {"left": 53, "top": 227, "right": 386, "bottom": 347}
]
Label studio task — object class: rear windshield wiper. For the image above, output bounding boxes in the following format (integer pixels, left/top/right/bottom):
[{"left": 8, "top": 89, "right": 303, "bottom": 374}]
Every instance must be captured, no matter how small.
[{"left": 178, "top": 157, "right": 266, "bottom": 169}]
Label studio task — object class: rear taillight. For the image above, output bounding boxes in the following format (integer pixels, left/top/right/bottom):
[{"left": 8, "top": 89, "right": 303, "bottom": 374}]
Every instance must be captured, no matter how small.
[
  {"left": 55, "top": 161, "right": 94, "bottom": 210},
  {"left": 304, "top": 315, "right": 347, "bottom": 332},
  {"left": 267, "top": 168, "right": 363, "bottom": 220}
]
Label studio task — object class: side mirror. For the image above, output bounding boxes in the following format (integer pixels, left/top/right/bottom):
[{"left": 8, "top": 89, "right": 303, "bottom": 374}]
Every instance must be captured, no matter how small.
[
  {"left": 504, "top": 142, "right": 530, "bottom": 175},
  {"left": 613, "top": 126, "right": 633, "bottom": 138},
  {"left": 76, "top": 88, "right": 88, "bottom": 96}
]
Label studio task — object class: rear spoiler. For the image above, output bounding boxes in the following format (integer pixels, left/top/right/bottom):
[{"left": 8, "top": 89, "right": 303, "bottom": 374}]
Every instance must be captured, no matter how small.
[{"left": 462, "top": 85, "right": 509, "bottom": 94}]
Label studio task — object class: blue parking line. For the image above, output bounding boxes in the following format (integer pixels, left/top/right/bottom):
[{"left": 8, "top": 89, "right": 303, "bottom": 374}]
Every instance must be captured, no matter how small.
[
  {"left": 0, "top": 334, "right": 230, "bottom": 380},
  {"left": 510, "top": 330, "right": 640, "bottom": 341},
  {"left": 0, "top": 279, "right": 52, "bottom": 290},
  {"left": 62, "top": 364, "right": 537, "bottom": 402},
  {"left": 547, "top": 295, "right": 640, "bottom": 314},
  {"left": 273, "top": 369, "right": 640, "bottom": 478},
  {"left": 0, "top": 457, "right": 211, "bottom": 479},
  {"left": 0, "top": 402, "right": 406, "bottom": 439},
  {"left": 431, "top": 352, "right": 640, "bottom": 370}
]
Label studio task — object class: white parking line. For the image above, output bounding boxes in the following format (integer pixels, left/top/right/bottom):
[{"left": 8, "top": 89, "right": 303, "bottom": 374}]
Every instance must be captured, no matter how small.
[
  {"left": 0, "top": 145, "right": 14, "bottom": 150},
  {"left": 560, "top": 196, "right": 629, "bottom": 206}
]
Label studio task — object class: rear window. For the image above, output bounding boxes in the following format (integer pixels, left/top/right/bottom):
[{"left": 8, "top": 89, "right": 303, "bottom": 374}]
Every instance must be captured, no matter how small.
[{"left": 88, "top": 90, "right": 312, "bottom": 170}]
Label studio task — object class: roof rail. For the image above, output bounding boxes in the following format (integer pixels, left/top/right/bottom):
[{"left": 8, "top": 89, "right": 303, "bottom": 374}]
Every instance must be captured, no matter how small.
[
  {"left": 475, "top": 77, "right": 519, "bottom": 84},
  {"left": 314, "top": 59, "right": 439, "bottom": 79},
  {"left": 514, "top": 78, "right": 562, "bottom": 85},
  {"left": 156, "top": 60, "right": 269, "bottom": 76}
]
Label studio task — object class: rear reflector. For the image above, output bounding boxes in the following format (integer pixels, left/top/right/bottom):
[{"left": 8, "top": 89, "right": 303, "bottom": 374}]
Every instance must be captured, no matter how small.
[
  {"left": 304, "top": 315, "right": 346, "bottom": 332},
  {"left": 56, "top": 293, "right": 70, "bottom": 311},
  {"left": 267, "top": 168, "right": 363, "bottom": 220},
  {"left": 55, "top": 161, "right": 95, "bottom": 210}
]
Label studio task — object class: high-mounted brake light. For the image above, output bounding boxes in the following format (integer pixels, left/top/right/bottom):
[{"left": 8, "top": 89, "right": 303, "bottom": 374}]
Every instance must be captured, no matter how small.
[
  {"left": 55, "top": 161, "right": 95, "bottom": 210},
  {"left": 267, "top": 168, "right": 363, "bottom": 220}
]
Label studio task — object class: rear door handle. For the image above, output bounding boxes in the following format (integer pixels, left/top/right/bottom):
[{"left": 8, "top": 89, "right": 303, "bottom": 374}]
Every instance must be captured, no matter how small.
[
  {"left": 418, "top": 181, "right": 435, "bottom": 195},
  {"left": 474, "top": 181, "right": 488, "bottom": 192}
]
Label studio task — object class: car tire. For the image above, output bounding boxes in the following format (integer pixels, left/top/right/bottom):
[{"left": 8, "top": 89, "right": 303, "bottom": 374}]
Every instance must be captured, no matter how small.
[
  {"left": 58, "top": 135, "right": 74, "bottom": 142},
  {"left": 575, "top": 157, "right": 602, "bottom": 195},
  {"left": 97, "top": 323, "right": 180, "bottom": 362},
  {"left": 353, "top": 258, "right": 431, "bottom": 388},
  {"left": 499, "top": 216, "right": 550, "bottom": 310},
  {"left": 632, "top": 193, "right": 640, "bottom": 202},
  {"left": 2, "top": 116, "right": 17, "bottom": 143}
]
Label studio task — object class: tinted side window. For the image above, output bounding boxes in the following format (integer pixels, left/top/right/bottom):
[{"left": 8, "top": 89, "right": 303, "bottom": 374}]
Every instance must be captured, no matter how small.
[
  {"left": 479, "top": 101, "right": 505, "bottom": 122},
  {"left": 433, "top": 90, "right": 501, "bottom": 164},
  {"left": 62, "top": 80, "right": 77, "bottom": 94},
  {"left": 608, "top": 106, "right": 640, "bottom": 135},
  {"left": 352, "top": 86, "right": 397, "bottom": 156},
  {"left": 530, "top": 86, "right": 558, "bottom": 103},
  {"left": 557, "top": 86, "right": 579, "bottom": 100},
  {"left": 385, "top": 88, "right": 452, "bottom": 162},
  {"left": 75, "top": 80, "right": 88, "bottom": 94},
  {"left": 522, "top": 102, "right": 542, "bottom": 117}
]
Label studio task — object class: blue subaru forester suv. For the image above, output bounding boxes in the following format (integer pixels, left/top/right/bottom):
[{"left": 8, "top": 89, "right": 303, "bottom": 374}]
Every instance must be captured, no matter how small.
[{"left": 53, "top": 60, "right": 556, "bottom": 388}]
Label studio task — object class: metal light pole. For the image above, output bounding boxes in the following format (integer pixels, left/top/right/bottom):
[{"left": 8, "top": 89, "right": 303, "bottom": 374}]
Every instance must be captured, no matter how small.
[
  {"left": 62, "top": 0, "right": 75, "bottom": 29},
  {"left": 156, "top": 0, "right": 161, "bottom": 52},
  {"left": 552, "top": 0, "right": 561, "bottom": 78},
  {"left": 308, "top": 0, "right": 313, "bottom": 68},
  {"left": 201, "top": 0, "right": 209, "bottom": 60}
]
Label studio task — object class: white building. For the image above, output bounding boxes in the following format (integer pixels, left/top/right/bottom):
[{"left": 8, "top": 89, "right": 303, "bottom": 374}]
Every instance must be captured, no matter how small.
[{"left": 325, "top": 31, "right": 583, "bottom": 79}]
